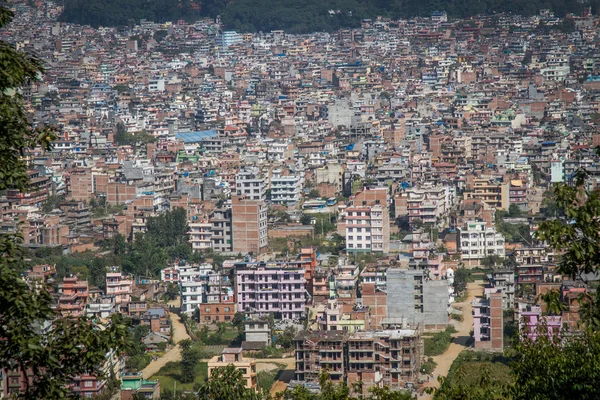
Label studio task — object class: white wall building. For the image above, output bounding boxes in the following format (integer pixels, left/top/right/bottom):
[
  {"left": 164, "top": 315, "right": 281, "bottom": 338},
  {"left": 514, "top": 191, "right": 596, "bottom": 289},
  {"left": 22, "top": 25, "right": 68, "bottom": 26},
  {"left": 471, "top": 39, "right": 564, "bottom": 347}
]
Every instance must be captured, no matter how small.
[
  {"left": 270, "top": 169, "right": 301, "bottom": 206},
  {"left": 458, "top": 222, "right": 505, "bottom": 265}
]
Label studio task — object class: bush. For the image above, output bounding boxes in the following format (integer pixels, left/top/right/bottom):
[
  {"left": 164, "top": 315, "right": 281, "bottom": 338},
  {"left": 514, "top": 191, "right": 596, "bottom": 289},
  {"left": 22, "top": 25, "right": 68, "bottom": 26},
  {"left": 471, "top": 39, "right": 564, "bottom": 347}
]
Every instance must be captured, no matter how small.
[
  {"left": 424, "top": 327, "right": 456, "bottom": 356},
  {"left": 451, "top": 313, "right": 464, "bottom": 322},
  {"left": 421, "top": 357, "right": 437, "bottom": 375}
]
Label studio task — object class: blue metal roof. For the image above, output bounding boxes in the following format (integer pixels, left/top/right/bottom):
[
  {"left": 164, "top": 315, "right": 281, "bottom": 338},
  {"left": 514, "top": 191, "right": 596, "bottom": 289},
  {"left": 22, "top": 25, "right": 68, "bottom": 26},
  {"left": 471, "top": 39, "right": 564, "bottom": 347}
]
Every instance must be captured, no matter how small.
[{"left": 175, "top": 130, "right": 217, "bottom": 143}]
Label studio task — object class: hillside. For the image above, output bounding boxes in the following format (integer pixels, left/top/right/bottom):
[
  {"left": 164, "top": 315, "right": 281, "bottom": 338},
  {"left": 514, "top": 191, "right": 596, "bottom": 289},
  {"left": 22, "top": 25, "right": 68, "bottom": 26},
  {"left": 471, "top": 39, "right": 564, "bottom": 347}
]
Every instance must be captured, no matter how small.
[{"left": 59, "top": 0, "right": 599, "bottom": 32}]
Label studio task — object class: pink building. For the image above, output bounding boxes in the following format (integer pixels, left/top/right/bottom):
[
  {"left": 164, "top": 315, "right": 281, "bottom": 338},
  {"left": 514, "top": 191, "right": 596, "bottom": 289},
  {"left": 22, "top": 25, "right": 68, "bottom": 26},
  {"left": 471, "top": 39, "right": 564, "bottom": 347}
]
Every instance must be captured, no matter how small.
[
  {"left": 106, "top": 268, "right": 132, "bottom": 311},
  {"left": 519, "top": 305, "right": 562, "bottom": 341},
  {"left": 58, "top": 276, "right": 89, "bottom": 317},
  {"left": 235, "top": 262, "right": 306, "bottom": 320},
  {"left": 160, "top": 267, "right": 179, "bottom": 283}
]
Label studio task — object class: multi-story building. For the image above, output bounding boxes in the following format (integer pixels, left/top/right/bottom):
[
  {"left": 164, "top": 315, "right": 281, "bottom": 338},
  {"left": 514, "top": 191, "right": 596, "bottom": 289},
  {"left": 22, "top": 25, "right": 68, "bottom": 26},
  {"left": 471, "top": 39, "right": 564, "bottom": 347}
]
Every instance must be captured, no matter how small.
[
  {"left": 270, "top": 169, "right": 301, "bottom": 206},
  {"left": 105, "top": 268, "right": 132, "bottom": 311},
  {"left": 208, "top": 348, "right": 257, "bottom": 389},
  {"left": 472, "top": 292, "right": 503, "bottom": 352},
  {"left": 514, "top": 246, "right": 554, "bottom": 289},
  {"left": 463, "top": 176, "right": 509, "bottom": 210},
  {"left": 57, "top": 275, "right": 89, "bottom": 317},
  {"left": 400, "top": 185, "right": 455, "bottom": 228},
  {"left": 210, "top": 207, "right": 232, "bottom": 253},
  {"left": 235, "top": 168, "right": 265, "bottom": 201},
  {"left": 232, "top": 195, "right": 268, "bottom": 254},
  {"left": 485, "top": 269, "right": 515, "bottom": 310},
  {"left": 294, "top": 328, "right": 422, "bottom": 393},
  {"left": 6, "top": 169, "right": 50, "bottom": 207},
  {"left": 458, "top": 221, "right": 505, "bottom": 266},
  {"left": 386, "top": 268, "right": 450, "bottom": 329},
  {"left": 189, "top": 218, "right": 213, "bottom": 252},
  {"left": 235, "top": 262, "right": 306, "bottom": 320},
  {"left": 344, "top": 204, "right": 390, "bottom": 253}
]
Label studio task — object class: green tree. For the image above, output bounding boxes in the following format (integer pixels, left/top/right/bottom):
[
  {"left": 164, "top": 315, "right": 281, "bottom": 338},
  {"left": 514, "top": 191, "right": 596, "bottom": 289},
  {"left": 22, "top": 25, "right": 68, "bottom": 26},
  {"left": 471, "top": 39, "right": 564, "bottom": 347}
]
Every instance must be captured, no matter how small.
[
  {"left": 538, "top": 289, "right": 566, "bottom": 316},
  {"left": 197, "top": 364, "right": 262, "bottom": 400},
  {"left": 179, "top": 339, "right": 200, "bottom": 384},
  {"left": 0, "top": 7, "right": 127, "bottom": 397}
]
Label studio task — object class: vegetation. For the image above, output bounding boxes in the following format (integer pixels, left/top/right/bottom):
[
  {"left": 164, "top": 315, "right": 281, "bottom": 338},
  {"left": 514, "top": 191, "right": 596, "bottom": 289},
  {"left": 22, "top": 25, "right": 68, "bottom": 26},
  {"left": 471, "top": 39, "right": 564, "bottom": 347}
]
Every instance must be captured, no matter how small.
[
  {"left": 421, "top": 357, "right": 437, "bottom": 375},
  {"left": 124, "top": 324, "right": 152, "bottom": 371},
  {"left": 0, "top": 7, "right": 127, "bottom": 397},
  {"left": 424, "top": 326, "right": 457, "bottom": 356},
  {"left": 59, "top": 0, "right": 594, "bottom": 33},
  {"left": 151, "top": 360, "right": 208, "bottom": 393},
  {"left": 453, "top": 267, "right": 471, "bottom": 294}
]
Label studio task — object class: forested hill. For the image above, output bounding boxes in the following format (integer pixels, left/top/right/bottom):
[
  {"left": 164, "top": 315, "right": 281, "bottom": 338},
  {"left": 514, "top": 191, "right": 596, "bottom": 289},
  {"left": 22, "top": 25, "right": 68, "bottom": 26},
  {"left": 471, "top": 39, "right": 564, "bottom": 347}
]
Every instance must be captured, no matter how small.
[{"left": 58, "top": 0, "right": 599, "bottom": 33}]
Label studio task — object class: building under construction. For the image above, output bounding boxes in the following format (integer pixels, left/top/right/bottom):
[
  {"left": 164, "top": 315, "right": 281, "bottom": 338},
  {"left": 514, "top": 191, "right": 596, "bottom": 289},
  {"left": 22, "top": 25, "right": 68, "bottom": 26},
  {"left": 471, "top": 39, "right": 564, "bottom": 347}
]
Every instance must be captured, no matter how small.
[{"left": 294, "top": 327, "right": 423, "bottom": 394}]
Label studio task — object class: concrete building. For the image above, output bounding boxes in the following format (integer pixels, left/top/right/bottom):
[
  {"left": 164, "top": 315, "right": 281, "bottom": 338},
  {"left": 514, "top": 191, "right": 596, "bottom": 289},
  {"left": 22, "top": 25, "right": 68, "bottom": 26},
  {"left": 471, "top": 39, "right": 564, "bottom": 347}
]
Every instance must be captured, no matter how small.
[
  {"left": 210, "top": 207, "right": 232, "bottom": 253},
  {"left": 235, "top": 168, "right": 265, "bottom": 201},
  {"left": 208, "top": 348, "right": 257, "bottom": 390},
  {"left": 235, "top": 262, "right": 306, "bottom": 320},
  {"left": 105, "top": 268, "right": 133, "bottom": 311},
  {"left": 294, "top": 328, "right": 422, "bottom": 394},
  {"left": 472, "top": 292, "right": 503, "bottom": 351},
  {"left": 189, "top": 218, "right": 213, "bottom": 252},
  {"left": 345, "top": 204, "right": 389, "bottom": 253},
  {"left": 270, "top": 169, "right": 301, "bottom": 206},
  {"left": 463, "top": 177, "right": 510, "bottom": 210},
  {"left": 57, "top": 275, "right": 89, "bottom": 317},
  {"left": 485, "top": 269, "right": 515, "bottom": 310},
  {"left": 458, "top": 222, "right": 505, "bottom": 266},
  {"left": 232, "top": 195, "right": 268, "bottom": 255},
  {"left": 386, "top": 268, "right": 449, "bottom": 329}
]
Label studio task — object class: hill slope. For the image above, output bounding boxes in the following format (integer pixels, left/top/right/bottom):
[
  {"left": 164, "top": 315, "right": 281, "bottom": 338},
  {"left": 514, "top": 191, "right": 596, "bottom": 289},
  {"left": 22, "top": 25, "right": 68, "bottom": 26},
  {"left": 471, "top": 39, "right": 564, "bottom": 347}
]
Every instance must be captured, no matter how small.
[{"left": 59, "top": 0, "right": 599, "bottom": 32}]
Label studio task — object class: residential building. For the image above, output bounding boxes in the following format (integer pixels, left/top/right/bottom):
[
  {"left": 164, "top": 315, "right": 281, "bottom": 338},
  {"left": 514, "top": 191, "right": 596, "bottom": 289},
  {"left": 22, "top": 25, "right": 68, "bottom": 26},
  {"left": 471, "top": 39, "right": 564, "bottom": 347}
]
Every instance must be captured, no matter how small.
[
  {"left": 345, "top": 204, "right": 390, "bottom": 253},
  {"left": 208, "top": 348, "right": 257, "bottom": 390},
  {"left": 485, "top": 269, "right": 515, "bottom": 310},
  {"left": 458, "top": 222, "right": 505, "bottom": 266},
  {"left": 294, "top": 328, "right": 422, "bottom": 394},
  {"left": 231, "top": 195, "right": 268, "bottom": 254},
  {"left": 472, "top": 292, "right": 503, "bottom": 351},
  {"left": 120, "top": 373, "right": 160, "bottom": 400},
  {"left": 235, "top": 262, "right": 306, "bottom": 320},
  {"left": 105, "top": 268, "right": 133, "bottom": 311},
  {"left": 57, "top": 275, "right": 89, "bottom": 317},
  {"left": 386, "top": 268, "right": 450, "bottom": 329},
  {"left": 270, "top": 169, "right": 301, "bottom": 206}
]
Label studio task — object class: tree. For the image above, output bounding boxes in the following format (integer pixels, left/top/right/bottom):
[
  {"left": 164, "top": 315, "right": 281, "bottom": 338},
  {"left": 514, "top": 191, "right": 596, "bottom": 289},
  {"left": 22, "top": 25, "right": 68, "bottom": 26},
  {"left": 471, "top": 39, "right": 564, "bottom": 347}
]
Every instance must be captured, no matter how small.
[
  {"left": 0, "top": 7, "right": 127, "bottom": 397},
  {"left": 536, "top": 167, "right": 600, "bottom": 279},
  {"left": 179, "top": 339, "right": 200, "bottom": 384},
  {"left": 453, "top": 267, "right": 471, "bottom": 294},
  {"left": 538, "top": 289, "right": 566, "bottom": 316},
  {"left": 197, "top": 364, "right": 262, "bottom": 400}
]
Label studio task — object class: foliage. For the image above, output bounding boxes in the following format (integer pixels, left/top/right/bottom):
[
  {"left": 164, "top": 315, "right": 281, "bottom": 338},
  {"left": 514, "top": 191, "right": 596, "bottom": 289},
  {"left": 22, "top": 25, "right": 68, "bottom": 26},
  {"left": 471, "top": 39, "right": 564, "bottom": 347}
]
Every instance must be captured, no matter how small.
[
  {"left": 197, "top": 364, "right": 262, "bottom": 400},
  {"left": 256, "top": 369, "right": 278, "bottom": 393},
  {"left": 59, "top": 0, "right": 592, "bottom": 33},
  {"left": 151, "top": 360, "right": 208, "bottom": 394},
  {"left": 179, "top": 339, "right": 201, "bottom": 383},
  {"left": 308, "top": 189, "right": 321, "bottom": 199},
  {"left": 538, "top": 289, "right": 567, "bottom": 316},
  {"left": 536, "top": 168, "right": 600, "bottom": 279},
  {"left": 453, "top": 267, "right": 471, "bottom": 294},
  {"left": 146, "top": 207, "right": 189, "bottom": 248},
  {"left": 275, "top": 325, "right": 297, "bottom": 349},
  {"left": 424, "top": 327, "right": 456, "bottom": 356},
  {"left": 0, "top": 10, "right": 127, "bottom": 396},
  {"left": 421, "top": 357, "right": 437, "bottom": 375},
  {"left": 113, "top": 123, "right": 156, "bottom": 147},
  {"left": 511, "top": 330, "right": 600, "bottom": 400}
]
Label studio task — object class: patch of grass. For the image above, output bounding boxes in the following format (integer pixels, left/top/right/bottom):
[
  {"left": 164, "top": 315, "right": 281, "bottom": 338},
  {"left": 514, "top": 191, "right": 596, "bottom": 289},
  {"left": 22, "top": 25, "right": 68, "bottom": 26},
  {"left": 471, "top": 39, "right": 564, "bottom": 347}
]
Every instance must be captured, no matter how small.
[
  {"left": 445, "top": 351, "right": 512, "bottom": 387},
  {"left": 424, "top": 326, "right": 456, "bottom": 356},
  {"left": 451, "top": 313, "right": 464, "bottom": 322},
  {"left": 151, "top": 361, "right": 208, "bottom": 393}
]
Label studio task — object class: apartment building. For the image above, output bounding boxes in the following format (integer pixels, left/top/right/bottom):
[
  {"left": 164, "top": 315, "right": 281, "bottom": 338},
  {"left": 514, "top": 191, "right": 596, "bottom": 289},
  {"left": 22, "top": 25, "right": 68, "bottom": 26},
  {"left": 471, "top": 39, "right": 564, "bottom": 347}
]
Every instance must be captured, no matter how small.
[
  {"left": 208, "top": 348, "right": 257, "bottom": 390},
  {"left": 458, "top": 221, "right": 505, "bottom": 266},
  {"left": 386, "top": 268, "right": 450, "bottom": 329},
  {"left": 463, "top": 176, "right": 509, "bottom": 210},
  {"left": 6, "top": 169, "right": 50, "bottom": 207},
  {"left": 210, "top": 207, "right": 232, "bottom": 253},
  {"left": 484, "top": 269, "right": 515, "bottom": 310},
  {"left": 57, "top": 275, "right": 89, "bottom": 317},
  {"left": 294, "top": 328, "right": 422, "bottom": 393},
  {"left": 235, "top": 168, "right": 265, "bottom": 201},
  {"left": 472, "top": 292, "right": 503, "bottom": 352},
  {"left": 188, "top": 218, "right": 213, "bottom": 252},
  {"left": 399, "top": 185, "right": 455, "bottom": 228},
  {"left": 345, "top": 204, "right": 390, "bottom": 253},
  {"left": 105, "top": 268, "right": 133, "bottom": 311},
  {"left": 235, "top": 262, "right": 307, "bottom": 320},
  {"left": 232, "top": 195, "right": 268, "bottom": 254},
  {"left": 514, "top": 246, "right": 554, "bottom": 289},
  {"left": 270, "top": 169, "right": 301, "bottom": 206}
]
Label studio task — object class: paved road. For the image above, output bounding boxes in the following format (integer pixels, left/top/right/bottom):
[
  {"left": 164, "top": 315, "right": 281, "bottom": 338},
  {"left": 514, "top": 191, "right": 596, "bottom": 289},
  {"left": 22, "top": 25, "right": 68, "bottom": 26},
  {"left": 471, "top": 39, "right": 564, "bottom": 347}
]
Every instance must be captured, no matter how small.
[
  {"left": 421, "top": 281, "right": 484, "bottom": 396},
  {"left": 141, "top": 299, "right": 190, "bottom": 379}
]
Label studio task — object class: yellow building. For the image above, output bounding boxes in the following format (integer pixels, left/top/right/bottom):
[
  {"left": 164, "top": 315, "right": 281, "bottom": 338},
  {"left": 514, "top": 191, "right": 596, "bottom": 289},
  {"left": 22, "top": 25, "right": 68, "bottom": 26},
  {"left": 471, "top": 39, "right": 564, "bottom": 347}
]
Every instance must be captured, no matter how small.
[{"left": 208, "top": 348, "right": 257, "bottom": 390}]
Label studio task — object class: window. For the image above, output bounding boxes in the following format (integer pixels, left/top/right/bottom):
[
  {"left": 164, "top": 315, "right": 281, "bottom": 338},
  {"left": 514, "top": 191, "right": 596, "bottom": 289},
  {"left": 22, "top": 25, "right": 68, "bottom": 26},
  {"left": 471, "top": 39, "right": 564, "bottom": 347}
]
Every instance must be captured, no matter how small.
[
  {"left": 330, "top": 315, "right": 337, "bottom": 321},
  {"left": 84, "top": 381, "right": 94, "bottom": 388},
  {"left": 224, "top": 307, "right": 230, "bottom": 312},
  {"left": 205, "top": 307, "right": 210, "bottom": 312}
]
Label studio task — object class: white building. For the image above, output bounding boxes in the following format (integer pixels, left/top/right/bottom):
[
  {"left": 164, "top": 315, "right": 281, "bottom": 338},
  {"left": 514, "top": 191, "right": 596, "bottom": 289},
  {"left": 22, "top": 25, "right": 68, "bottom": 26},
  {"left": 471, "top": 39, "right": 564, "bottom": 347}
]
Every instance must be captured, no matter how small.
[
  {"left": 270, "top": 169, "right": 301, "bottom": 206},
  {"left": 458, "top": 222, "right": 505, "bottom": 266},
  {"left": 235, "top": 167, "right": 265, "bottom": 201},
  {"left": 189, "top": 218, "right": 213, "bottom": 252},
  {"left": 179, "top": 264, "right": 215, "bottom": 314},
  {"left": 345, "top": 204, "right": 390, "bottom": 253}
]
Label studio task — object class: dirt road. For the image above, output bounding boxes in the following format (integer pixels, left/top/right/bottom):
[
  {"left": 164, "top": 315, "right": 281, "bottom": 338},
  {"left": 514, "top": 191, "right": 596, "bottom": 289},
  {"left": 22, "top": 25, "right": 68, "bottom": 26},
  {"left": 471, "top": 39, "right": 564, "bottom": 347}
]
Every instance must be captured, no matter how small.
[
  {"left": 142, "top": 300, "right": 190, "bottom": 379},
  {"left": 422, "top": 280, "right": 484, "bottom": 394}
]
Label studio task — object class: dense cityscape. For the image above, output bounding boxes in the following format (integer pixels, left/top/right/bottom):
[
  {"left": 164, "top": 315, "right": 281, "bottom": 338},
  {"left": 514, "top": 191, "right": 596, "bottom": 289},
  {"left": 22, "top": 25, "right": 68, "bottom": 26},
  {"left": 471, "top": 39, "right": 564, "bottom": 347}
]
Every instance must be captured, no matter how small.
[{"left": 2, "top": 0, "right": 600, "bottom": 399}]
